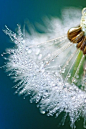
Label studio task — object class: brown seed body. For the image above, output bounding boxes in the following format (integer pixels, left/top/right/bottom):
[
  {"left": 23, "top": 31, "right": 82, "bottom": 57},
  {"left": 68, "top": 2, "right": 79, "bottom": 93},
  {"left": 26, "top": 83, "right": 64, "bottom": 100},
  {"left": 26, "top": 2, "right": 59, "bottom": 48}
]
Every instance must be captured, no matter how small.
[
  {"left": 76, "top": 38, "right": 84, "bottom": 48},
  {"left": 67, "top": 26, "right": 86, "bottom": 55},
  {"left": 67, "top": 26, "right": 81, "bottom": 41},
  {"left": 83, "top": 46, "right": 86, "bottom": 54},
  {"left": 80, "top": 37, "right": 86, "bottom": 50},
  {"left": 71, "top": 31, "right": 84, "bottom": 43}
]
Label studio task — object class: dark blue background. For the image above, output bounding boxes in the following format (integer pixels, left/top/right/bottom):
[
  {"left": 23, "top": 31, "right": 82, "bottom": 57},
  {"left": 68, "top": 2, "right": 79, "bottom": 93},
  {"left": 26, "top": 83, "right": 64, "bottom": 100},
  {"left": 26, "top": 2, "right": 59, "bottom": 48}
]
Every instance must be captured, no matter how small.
[{"left": 0, "top": 0, "right": 86, "bottom": 129}]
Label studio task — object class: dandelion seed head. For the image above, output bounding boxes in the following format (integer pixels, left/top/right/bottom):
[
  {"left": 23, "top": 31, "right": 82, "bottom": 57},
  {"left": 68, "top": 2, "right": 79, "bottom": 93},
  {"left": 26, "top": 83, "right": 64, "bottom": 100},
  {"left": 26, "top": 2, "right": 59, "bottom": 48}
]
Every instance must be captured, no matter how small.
[{"left": 3, "top": 7, "right": 86, "bottom": 128}]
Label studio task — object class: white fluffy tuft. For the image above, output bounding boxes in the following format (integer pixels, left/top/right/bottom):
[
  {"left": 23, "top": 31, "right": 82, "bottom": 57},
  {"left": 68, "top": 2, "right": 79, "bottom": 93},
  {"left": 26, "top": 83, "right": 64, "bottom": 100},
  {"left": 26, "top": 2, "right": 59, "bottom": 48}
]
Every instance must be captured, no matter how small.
[{"left": 3, "top": 8, "right": 86, "bottom": 128}]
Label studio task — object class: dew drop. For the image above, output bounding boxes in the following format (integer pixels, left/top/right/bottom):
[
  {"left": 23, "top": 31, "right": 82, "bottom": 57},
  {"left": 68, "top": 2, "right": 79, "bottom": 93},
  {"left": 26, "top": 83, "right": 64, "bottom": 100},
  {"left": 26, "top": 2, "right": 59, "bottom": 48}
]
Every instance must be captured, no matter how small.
[
  {"left": 40, "top": 110, "right": 45, "bottom": 114},
  {"left": 1, "top": 54, "right": 3, "bottom": 56},
  {"left": 66, "top": 61, "right": 69, "bottom": 66},
  {"left": 23, "top": 97, "right": 25, "bottom": 99},
  {"left": 61, "top": 68, "right": 65, "bottom": 73},
  {"left": 28, "top": 49, "right": 32, "bottom": 54},
  {"left": 38, "top": 54, "right": 42, "bottom": 60},
  {"left": 67, "top": 73, "right": 71, "bottom": 78},
  {"left": 35, "top": 49, "right": 40, "bottom": 55},
  {"left": 37, "top": 104, "right": 39, "bottom": 108},
  {"left": 76, "top": 75, "right": 79, "bottom": 79},
  {"left": 48, "top": 54, "right": 51, "bottom": 57},
  {"left": 72, "top": 77, "right": 76, "bottom": 83}
]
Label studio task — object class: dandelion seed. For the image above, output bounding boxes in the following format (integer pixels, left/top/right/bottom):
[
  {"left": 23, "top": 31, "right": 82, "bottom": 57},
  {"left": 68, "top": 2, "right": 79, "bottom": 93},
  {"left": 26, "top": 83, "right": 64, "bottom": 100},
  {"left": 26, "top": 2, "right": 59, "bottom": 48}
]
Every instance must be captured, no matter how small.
[{"left": 2, "top": 7, "right": 86, "bottom": 128}]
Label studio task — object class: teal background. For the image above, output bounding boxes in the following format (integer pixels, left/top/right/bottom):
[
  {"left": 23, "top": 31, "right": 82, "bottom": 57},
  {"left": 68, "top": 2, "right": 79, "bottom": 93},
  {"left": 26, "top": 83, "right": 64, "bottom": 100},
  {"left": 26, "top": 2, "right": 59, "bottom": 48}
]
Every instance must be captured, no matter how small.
[{"left": 0, "top": 0, "right": 86, "bottom": 129}]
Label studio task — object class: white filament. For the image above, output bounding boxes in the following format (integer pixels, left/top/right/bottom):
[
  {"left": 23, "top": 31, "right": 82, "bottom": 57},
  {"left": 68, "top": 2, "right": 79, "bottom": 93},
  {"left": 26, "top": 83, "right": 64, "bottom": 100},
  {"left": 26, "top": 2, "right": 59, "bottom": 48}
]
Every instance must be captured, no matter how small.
[{"left": 80, "top": 7, "right": 86, "bottom": 35}]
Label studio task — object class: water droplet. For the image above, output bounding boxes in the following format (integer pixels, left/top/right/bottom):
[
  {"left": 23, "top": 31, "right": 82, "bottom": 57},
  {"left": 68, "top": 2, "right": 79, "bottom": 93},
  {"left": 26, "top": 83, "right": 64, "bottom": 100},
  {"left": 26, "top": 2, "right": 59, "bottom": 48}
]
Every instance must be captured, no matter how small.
[
  {"left": 67, "top": 73, "right": 71, "bottom": 78},
  {"left": 48, "top": 54, "right": 50, "bottom": 57},
  {"left": 35, "top": 49, "right": 40, "bottom": 55},
  {"left": 41, "top": 69, "right": 45, "bottom": 73},
  {"left": 38, "top": 54, "right": 42, "bottom": 60},
  {"left": 76, "top": 75, "right": 79, "bottom": 79},
  {"left": 72, "top": 77, "right": 76, "bottom": 83},
  {"left": 40, "top": 110, "right": 45, "bottom": 114},
  {"left": 22, "top": 40, "right": 25, "bottom": 43},
  {"left": 23, "top": 97, "right": 25, "bottom": 99},
  {"left": 61, "top": 68, "right": 65, "bottom": 73},
  {"left": 28, "top": 49, "right": 32, "bottom": 54},
  {"left": 30, "top": 99, "right": 33, "bottom": 103},
  {"left": 52, "top": 59, "right": 54, "bottom": 62},
  {"left": 1, "top": 54, "right": 3, "bottom": 56},
  {"left": 66, "top": 61, "right": 69, "bottom": 65},
  {"left": 15, "top": 91, "right": 18, "bottom": 94},
  {"left": 45, "top": 61, "right": 49, "bottom": 64},
  {"left": 37, "top": 104, "right": 39, "bottom": 108},
  {"left": 66, "top": 77, "right": 68, "bottom": 81}
]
